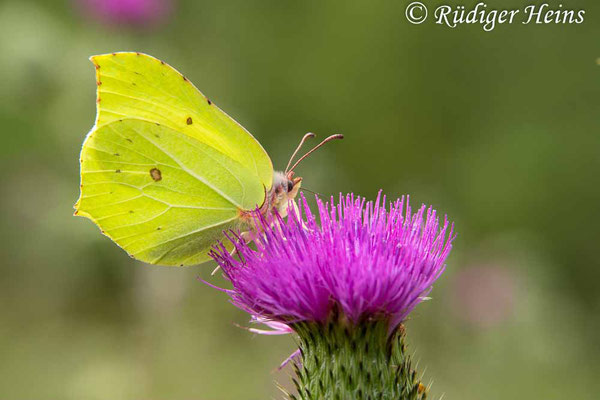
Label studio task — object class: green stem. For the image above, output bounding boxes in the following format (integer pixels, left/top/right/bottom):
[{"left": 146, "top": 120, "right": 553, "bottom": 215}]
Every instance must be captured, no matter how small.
[{"left": 286, "top": 315, "right": 427, "bottom": 400}]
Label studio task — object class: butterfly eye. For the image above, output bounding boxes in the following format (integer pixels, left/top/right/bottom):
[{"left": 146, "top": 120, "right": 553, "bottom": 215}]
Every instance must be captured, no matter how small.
[{"left": 287, "top": 180, "right": 294, "bottom": 192}]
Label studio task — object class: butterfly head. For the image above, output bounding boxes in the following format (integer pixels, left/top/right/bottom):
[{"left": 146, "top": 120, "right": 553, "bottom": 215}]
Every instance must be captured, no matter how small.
[
  {"left": 270, "top": 171, "right": 302, "bottom": 216},
  {"left": 269, "top": 133, "right": 343, "bottom": 216}
]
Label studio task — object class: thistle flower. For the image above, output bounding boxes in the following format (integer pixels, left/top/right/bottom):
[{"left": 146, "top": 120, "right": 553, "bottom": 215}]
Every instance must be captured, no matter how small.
[
  {"left": 211, "top": 192, "right": 453, "bottom": 330},
  {"left": 76, "top": 0, "right": 172, "bottom": 27},
  {"left": 210, "top": 193, "right": 455, "bottom": 400}
]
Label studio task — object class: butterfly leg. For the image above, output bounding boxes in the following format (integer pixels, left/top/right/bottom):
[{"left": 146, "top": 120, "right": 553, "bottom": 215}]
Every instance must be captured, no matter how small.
[
  {"left": 211, "top": 229, "right": 257, "bottom": 275},
  {"left": 287, "top": 199, "right": 310, "bottom": 231}
]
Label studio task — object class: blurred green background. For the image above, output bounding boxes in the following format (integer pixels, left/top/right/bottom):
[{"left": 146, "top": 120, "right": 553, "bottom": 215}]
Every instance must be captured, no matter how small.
[{"left": 1, "top": 0, "right": 599, "bottom": 399}]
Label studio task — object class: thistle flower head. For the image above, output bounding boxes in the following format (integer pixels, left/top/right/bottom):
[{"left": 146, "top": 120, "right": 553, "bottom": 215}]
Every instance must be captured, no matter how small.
[
  {"left": 76, "top": 0, "right": 172, "bottom": 26},
  {"left": 210, "top": 192, "right": 454, "bottom": 331}
]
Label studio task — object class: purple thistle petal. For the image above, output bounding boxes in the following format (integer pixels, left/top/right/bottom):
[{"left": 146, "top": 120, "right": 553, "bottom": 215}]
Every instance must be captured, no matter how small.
[
  {"left": 277, "top": 349, "right": 301, "bottom": 370},
  {"left": 247, "top": 316, "right": 294, "bottom": 335},
  {"left": 210, "top": 192, "right": 455, "bottom": 332},
  {"left": 75, "top": 0, "right": 172, "bottom": 27}
]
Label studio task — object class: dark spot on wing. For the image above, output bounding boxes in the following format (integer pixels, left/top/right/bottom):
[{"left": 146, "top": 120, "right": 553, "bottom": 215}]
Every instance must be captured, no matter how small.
[
  {"left": 206, "top": 98, "right": 212, "bottom": 105},
  {"left": 150, "top": 168, "right": 162, "bottom": 181},
  {"left": 97, "top": 80, "right": 102, "bottom": 86},
  {"left": 129, "top": 210, "right": 134, "bottom": 214},
  {"left": 160, "top": 60, "right": 165, "bottom": 65},
  {"left": 94, "top": 64, "right": 100, "bottom": 70},
  {"left": 119, "top": 119, "right": 123, "bottom": 122},
  {"left": 156, "top": 227, "right": 161, "bottom": 230},
  {"left": 182, "top": 76, "right": 188, "bottom": 82},
  {"left": 112, "top": 53, "right": 116, "bottom": 56},
  {"left": 135, "top": 52, "right": 140, "bottom": 56},
  {"left": 126, "top": 138, "right": 133, "bottom": 143},
  {"left": 115, "top": 169, "right": 121, "bottom": 173},
  {"left": 114, "top": 153, "right": 120, "bottom": 156},
  {"left": 134, "top": 71, "right": 141, "bottom": 75},
  {"left": 186, "top": 117, "right": 193, "bottom": 125},
  {"left": 132, "top": 82, "right": 136, "bottom": 86}
]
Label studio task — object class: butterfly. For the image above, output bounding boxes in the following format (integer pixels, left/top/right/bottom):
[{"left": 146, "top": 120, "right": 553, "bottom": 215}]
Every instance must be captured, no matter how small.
[{"left": 74, "top": 52, "right": 342, "bottom": 266}]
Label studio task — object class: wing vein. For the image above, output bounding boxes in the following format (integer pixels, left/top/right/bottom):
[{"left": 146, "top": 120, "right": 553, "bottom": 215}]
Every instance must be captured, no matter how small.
[
  {"left": 127, "top": 125, "right": 242, "bottom": 208},
  {"left": 99, "top": 71, "right": 200, "bottom": 115},
  {"left": 108, "top": 207, "right": 172, "bottom": 230},
  {"left": 140, "top": 216, "right": 239, "bottom": 263}
]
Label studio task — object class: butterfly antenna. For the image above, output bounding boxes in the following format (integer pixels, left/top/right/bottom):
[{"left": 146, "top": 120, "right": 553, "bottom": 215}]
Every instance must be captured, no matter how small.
[
  {"left": 287, "top": 134, "right": 344, "bottom": 173},
  {"left": 285, "top": 133, "right": 316, "bottom": 173}
]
